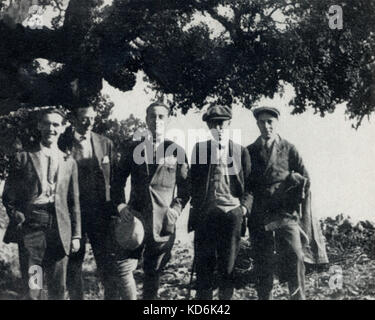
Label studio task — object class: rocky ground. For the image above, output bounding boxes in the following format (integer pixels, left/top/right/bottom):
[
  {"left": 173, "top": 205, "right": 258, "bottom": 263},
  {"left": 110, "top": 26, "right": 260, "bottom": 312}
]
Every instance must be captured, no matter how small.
[{"left": 1, "top": 204, "right": 374, "bottom": 300}]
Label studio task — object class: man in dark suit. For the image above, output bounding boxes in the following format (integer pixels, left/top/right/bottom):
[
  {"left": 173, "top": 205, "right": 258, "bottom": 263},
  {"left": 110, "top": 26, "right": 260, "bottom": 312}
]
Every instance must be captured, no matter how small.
[
  {"left": 188, "top": 104, "right": 253, "bottom": 300},
  {"left": 59, "top": 106, "right": 116, "bottom": 300},
  {"left": 246, "top": 106, "right": 328, "bottom": 300},
  {"left": 2, "top": 108, "right": 81, "bottom": 300},
  {"left": 111, "top": 102, "right": 190, "bottom": 300}
]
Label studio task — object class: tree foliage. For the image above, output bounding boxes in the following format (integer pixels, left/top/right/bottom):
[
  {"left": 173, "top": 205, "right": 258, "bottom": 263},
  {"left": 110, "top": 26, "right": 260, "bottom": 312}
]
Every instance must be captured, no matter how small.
[{"left": 0, "top": 0, "right": 374, "bottom": 126}]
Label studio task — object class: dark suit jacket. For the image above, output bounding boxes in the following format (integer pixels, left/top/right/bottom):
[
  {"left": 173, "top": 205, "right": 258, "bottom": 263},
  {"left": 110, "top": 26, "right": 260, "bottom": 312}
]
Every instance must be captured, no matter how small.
[
  {"left": 2, "top": 145, "right": 81, "bottom": 255},
  {"left": 188, "top": 139, "right": 253, "bottom": 232},
  {"left": 247, "top": 135, "right": 310, "bottom": 226},
  {"left": 59, "top": 128, "right": 116, "bottom": 209},
  {"left": 111, "top": 138, "right": 190, "bottom": 243},
  {"left": 247, "top": 135, "right": 328, "bottom": 264}
]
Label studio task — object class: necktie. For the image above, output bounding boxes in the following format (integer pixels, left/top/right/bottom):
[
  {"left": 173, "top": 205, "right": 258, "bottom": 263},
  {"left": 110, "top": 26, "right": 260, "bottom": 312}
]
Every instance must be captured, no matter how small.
[
  {"left": 47, "top": 155, "right": 57, "bottom": 184},
  {"left": 153, "top": 141, "right": 158, "bottom": 164},
  {"left": 78, "top": 135, "right": 92, "bottom": 158}
]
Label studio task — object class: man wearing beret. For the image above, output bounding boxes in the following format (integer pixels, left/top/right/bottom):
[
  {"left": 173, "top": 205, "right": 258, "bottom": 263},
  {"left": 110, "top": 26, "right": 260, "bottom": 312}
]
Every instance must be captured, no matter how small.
[
  {"left": 189, "top": 104, "right": 253, "bottom": 300},
  {"left": 247, "top": 106, "right": 328, "bottom": 300},
  {"left": 111, "top": 102, "right": 190, "bottom": 300},
  {"left": 2, "top": 108, "right": 81, "bottom": 299}
]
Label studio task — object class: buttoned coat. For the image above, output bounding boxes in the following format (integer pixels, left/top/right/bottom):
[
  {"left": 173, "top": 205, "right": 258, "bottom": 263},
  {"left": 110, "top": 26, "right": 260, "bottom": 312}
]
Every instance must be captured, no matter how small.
[{"left": 247, "top": 135, "right": 328, "bottom": 264}]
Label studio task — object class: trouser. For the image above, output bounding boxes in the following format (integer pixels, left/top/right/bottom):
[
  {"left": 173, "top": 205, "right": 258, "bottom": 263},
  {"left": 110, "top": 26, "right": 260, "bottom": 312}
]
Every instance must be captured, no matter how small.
[
  {"left": 104, "top": 221, "right": 140, "bottom": 300},
  {"left": 194, "top": 206, "right": 243, "bottom": 300},
  {"left": 67, "top": 213, "right": 111, "bottom": 300},
  {"left": 105, "top": 257, "right": 138, "bottom": 300},
  {"left": 250, "top": 221, "right": 306, "bottom": 300},
  {"left": 142, "top": 233, "right": 176, "bottom": 300},
  {"left": 18, "top": 205, "right": 68, "bottom": 300}
]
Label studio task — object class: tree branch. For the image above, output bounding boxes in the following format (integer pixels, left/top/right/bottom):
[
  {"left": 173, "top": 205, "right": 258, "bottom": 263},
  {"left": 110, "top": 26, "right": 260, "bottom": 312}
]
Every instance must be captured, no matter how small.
[{"left": 204, "top": 7, "right": 238, "bottom": 40}]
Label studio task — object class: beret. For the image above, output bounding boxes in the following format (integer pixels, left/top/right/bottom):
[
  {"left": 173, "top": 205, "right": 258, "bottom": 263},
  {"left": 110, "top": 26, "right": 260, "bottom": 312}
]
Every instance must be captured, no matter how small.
[
  {"left": 202, "top": 104, "right": 232, "bottom": 122},
  {"left": 252, "top": 106, "right": 280, "bottom": 119},
  {"left": 37, "top": 107, "right": 66, "bottom": 120}
]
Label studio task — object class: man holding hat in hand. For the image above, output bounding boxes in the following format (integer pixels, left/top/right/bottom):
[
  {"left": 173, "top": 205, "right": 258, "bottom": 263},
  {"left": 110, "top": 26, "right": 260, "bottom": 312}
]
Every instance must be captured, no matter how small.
[
  {"left": 111, "top": 101, "right": 190, "bottom": 300},
  {"left": 189, "top": 104, "right": 253, "bottom": 300},
  {"left": 247, "top": 106, "right": 328, "bottom": 300}
]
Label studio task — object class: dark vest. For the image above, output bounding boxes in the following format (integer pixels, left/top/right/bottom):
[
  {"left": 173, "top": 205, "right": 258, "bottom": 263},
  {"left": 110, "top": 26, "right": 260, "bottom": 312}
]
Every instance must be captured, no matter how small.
[{"left": 73, "top": 145, "right": 106, "bottom": 209}]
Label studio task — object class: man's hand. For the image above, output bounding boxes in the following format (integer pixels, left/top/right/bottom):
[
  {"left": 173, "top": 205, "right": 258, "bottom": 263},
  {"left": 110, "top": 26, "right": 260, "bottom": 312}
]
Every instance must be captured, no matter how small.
[
  {"left": 241, "top": 206, "right": 247, "bottom": 216},
  {"left": 288, "top": 171, "right": 306, "bottom": 186},
  {"left": 12, "top": 211, "right": 25, "bottom": 229},
  {"left": 14, "top": 210, "right": 25, "bottom": 224},
  {"left": 167, "top": 207, "right": 180, "bottom": 224},
  {"left": 117, "top": 203, "right": 127, "bottom": 213},
  {"left": 240, "top": 206, "right": 248, "bottom": 237},
  {"left": 119, "top": 205, "right": 134, "bottom": 223},
  {"left": 71, "top": 239, "right": 80, "bottom": 253}
]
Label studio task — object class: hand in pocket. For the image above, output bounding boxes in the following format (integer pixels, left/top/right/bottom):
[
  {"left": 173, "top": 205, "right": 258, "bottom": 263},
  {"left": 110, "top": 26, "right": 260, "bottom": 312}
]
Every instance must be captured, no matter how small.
[
  {"left": 162, "top": 207, "right": 179, "bottom": 236},
  {"left": 13, "top": 210, "right": 25, "bottom": 226}
]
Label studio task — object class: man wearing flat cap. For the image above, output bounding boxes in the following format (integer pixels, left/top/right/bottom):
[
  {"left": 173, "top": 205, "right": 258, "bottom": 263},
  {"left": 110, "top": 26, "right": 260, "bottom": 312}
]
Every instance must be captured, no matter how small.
[
  {"left": 111, "top": 102, "right": 190, "bottom": 299},
  {"left": 247, "top": 106, "right": 328, "bottom": 300},
  {"left": 189, "top": 104, "right": 253, "bottom": 300}
]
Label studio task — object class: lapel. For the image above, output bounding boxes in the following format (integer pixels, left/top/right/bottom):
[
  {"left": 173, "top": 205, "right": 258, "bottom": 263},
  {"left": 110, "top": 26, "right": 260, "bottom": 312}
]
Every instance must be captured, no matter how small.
[
  {"left": 227, "top": 139, "right": 241, "bottom": 176},
  {"left": 29, "top": 147, "right": 43, "bottom": 186},
  {"left": 91, "top": 132, "right": 104, "bottom": 164},
  {"left": 55, "top": 150, "right": 68, "bottom": 192},
  {"left": 203, "top": 140, "right": 212, "bottom": 202},
  {"left": 142, "top": 137, "right": 154, "bottom": 177}
]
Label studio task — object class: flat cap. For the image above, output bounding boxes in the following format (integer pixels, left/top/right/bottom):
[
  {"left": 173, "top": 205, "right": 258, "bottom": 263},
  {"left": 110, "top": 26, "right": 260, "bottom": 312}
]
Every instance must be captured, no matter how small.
[
  {"left": 202, "top": 104, "right": 232, "bottom": 122},
  {"left": 252, "top": 106, "right": 280, "bottom": 119}
]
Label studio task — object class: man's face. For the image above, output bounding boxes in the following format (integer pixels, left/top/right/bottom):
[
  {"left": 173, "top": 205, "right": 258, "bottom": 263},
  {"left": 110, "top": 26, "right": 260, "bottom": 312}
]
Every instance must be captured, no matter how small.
[
  {"left": 38, "top": 113, "right": 65, "bottom": 146},
  {"left": 146, "top": 106, "right": 170, "bottom": 139},
  {"left": 256, "top": 112, "right": 279, "bottom": 140},
  {"left": 207, "top": 119, "right": 231, "bottom": 142},
  {"left": 74, "top": 107, "right": 97, "bottom": 135}
]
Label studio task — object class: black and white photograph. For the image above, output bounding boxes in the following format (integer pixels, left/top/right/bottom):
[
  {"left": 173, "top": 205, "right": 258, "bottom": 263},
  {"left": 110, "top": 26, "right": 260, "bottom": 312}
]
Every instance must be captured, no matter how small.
[{"left": 0, "top": 0, "right": 374, "bottom": 302}]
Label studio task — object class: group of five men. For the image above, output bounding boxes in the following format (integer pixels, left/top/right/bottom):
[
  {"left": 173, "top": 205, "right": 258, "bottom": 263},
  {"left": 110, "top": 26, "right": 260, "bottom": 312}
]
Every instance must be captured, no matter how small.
[{"left": 1, "top": 101, "right": 327, "bottom": 300}]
